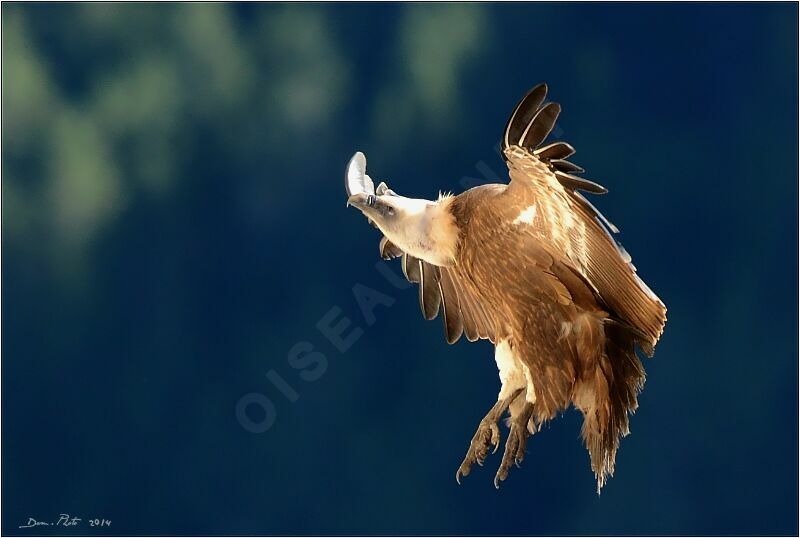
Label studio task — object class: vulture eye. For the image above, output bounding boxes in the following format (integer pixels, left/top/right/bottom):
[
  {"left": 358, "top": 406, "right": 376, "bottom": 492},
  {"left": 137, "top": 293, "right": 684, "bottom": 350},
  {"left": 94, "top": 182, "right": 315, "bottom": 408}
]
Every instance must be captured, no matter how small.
[{"left": 367, "top": 194, "right": 376, "bottom": 207}]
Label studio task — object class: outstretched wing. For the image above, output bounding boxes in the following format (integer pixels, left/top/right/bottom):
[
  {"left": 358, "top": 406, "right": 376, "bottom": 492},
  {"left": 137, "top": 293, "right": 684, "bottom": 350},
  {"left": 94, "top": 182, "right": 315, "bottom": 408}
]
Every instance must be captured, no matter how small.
[
  {"left": 379, "top": 238, "right": 498, "bottom": 344},
  {"left": 501, "top": 83, "right": 666, "bottom": 350}
]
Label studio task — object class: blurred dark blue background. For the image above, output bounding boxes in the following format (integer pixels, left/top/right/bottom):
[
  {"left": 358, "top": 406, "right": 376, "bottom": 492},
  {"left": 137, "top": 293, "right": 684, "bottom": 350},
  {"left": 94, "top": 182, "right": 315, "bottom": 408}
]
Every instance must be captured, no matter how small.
[{"left": 3, "top": 2, "right": 798, "bottom": 535}]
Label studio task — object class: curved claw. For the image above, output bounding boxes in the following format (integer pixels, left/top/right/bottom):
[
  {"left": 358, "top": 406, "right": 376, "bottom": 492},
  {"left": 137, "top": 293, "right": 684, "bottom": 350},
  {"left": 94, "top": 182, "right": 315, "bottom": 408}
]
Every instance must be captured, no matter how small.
[
  {"left": 494, "top": 437, "right": 516, "bottom": 488},
  {"left": 494, "top": 469, "right": 506, "bottom": 489},
  {"left": 490, "top": 423, "right": 501, "bottom": 454},
  {"left": 456, "top": 457, "right": 473, "bottom": 484},
  {"left": 456, "top": 393, "right": 524, "bottom": 486},
  {"left": 515, "top": 443, "right": 527, "bottom": 468},
  {"left": 494, "top": 406, "right": 533, "bottom": 488},
  {"left": 456, "top": 419, "right": 503, "bottom": 483}
]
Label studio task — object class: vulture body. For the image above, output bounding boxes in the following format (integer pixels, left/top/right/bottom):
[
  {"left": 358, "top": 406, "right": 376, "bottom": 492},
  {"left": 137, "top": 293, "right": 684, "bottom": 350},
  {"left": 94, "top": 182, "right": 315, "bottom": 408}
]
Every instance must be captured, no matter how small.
[{"left": 346, "top": 84, "right": 666, "bottom": 491}]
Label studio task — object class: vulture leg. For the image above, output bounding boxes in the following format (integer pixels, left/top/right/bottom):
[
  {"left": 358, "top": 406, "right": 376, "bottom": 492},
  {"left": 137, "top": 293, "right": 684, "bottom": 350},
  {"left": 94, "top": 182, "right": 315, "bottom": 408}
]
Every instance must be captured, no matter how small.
[
  {"left": 456, "top": 388, "right": 524, "bottom": 484},
  {"left": 494, "top": 398, "right": 535, "bottom": 489}
]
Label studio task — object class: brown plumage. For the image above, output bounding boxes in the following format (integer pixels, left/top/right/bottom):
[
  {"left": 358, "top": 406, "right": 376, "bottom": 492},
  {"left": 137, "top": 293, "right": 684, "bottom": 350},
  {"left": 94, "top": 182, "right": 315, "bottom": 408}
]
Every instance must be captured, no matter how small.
[{"left": 350, "top": 83, "right": 666, "bottom": 491}]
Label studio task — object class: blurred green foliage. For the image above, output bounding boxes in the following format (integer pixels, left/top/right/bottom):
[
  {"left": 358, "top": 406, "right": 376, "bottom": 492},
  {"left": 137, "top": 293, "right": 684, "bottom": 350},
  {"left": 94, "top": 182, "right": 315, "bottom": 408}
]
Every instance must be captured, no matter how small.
[{"left": 3, "top": 4, "right": 490, "bottom": 271}]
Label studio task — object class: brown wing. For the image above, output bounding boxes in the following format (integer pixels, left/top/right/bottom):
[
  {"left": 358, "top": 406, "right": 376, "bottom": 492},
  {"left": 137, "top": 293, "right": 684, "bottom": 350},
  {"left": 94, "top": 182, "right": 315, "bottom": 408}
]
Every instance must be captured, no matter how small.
[
  {"left": 500, "top": 84, "right": 666, "bottom": 349},
  {"left": 380, "top": 237, "right": 497, "bottom": 344},
  {"left": 377, "top": 189, "right": 591, "bottom": 350}
]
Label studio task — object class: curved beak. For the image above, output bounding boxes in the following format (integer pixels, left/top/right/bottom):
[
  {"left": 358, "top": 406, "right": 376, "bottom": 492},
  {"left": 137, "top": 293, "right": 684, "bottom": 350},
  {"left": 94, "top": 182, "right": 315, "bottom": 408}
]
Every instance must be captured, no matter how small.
[
  {"left": 346, "top": 194, "right": 362, "bottom": 208},
  {"left": 346, "top": 193, "right": 371, "bottom": 210}
]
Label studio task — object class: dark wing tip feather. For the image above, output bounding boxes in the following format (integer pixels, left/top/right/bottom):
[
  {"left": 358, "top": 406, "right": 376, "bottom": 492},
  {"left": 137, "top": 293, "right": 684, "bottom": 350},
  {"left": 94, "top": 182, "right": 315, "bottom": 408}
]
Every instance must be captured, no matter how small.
[
  {"left": 439, "top": 284, "right": 464, "bottom": 344},
  {"left": 419, "top": 262, "right": 441, "bottom": 320},
  {"left": 379, "top": 237, "right": 404, "bottom": 260},
  {"left": 535, "top": 141, "right": 575, "bottom": 161},
  {"left": 505, "top": 87, "right": 606, "bottom": 193},
  {"left": 521, "top": 102, "right": 561, "bottom": 150},
  {"left": 550, "top": 159, "right": 585, "bottom": 174},
  {"left": 402, "top": 254, "right": 421, "bottom": 283},
  {"left": 389, "top": 247, "right": 494, "bottom": 346},
  {"left": 438, "top": 273, "right": 464, "bottom": 344},
  {"left": 554, "top": 171, "right": 608, "bottom": 194},
  {"left": 503, "top": 83, "right": 548, "bottom": 152},
  {"left": 533, "top": 142, "right": 575, "bottom": 161}
]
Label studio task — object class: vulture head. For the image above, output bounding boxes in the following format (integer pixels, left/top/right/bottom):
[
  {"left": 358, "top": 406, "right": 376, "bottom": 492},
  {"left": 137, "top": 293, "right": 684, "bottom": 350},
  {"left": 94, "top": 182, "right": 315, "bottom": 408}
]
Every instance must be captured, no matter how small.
[{"left": 345, "top": 151, "right": 458, "bottom": 266}]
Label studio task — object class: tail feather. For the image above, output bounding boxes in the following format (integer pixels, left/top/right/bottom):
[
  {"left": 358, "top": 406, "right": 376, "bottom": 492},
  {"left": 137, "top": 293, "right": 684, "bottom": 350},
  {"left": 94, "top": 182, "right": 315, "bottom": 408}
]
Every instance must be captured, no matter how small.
[{"left": 574, "top": 316, "right": 646, "bottom": 493}]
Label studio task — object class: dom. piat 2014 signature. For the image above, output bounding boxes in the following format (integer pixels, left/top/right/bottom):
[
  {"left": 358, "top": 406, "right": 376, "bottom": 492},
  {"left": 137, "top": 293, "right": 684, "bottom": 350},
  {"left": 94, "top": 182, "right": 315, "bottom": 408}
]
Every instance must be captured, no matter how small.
[{"left": 19, "top": 514, "right": 111, "bottom": 529}]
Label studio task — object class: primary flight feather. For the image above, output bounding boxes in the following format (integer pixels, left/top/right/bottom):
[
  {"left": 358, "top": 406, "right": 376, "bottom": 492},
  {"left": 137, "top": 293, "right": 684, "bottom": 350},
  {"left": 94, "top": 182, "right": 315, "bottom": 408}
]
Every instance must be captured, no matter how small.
[{"left": 346, "top": 84, "right": 666, "bottom": 491}]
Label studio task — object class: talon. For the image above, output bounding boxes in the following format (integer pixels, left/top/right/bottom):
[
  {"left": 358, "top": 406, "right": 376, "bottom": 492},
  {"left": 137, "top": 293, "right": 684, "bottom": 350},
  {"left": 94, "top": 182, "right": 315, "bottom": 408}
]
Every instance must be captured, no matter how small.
[
  {"left": 490, "top": 423, "right": 501, "bottom": 453},
  {"left": 455, "top": 393, "right": 524, "bottom": 485},
  {"left": 494, "top": 469, "right": 506, "bottom": 489},
  {"left": 456, "top": 417, "right": 504, "bottom": 482},
  {"left": 516, "top": 445, "right": 526, "bottom": 466},
  {"left": 493, "top": 402, "right": 534, "bottom": 487}
]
